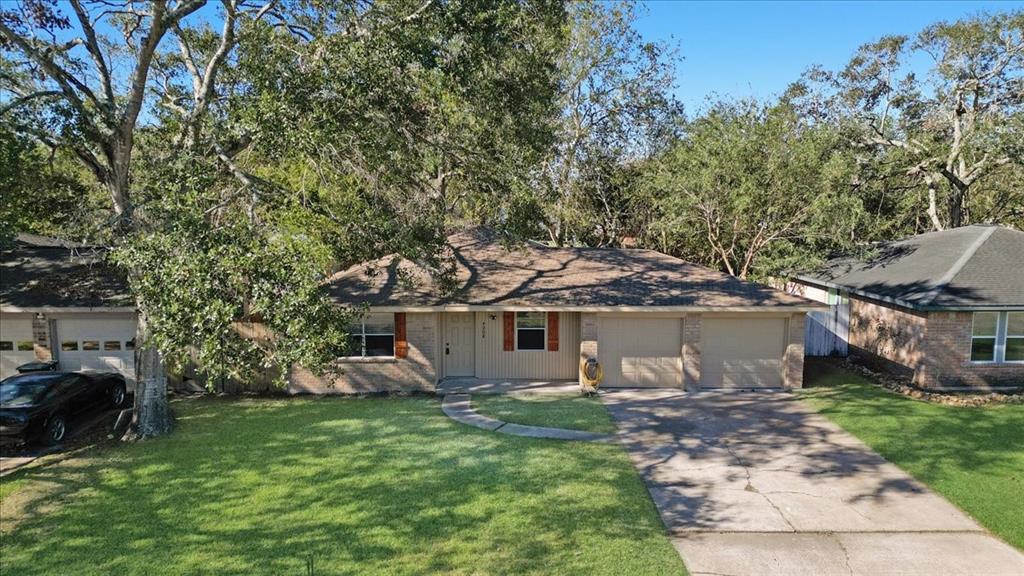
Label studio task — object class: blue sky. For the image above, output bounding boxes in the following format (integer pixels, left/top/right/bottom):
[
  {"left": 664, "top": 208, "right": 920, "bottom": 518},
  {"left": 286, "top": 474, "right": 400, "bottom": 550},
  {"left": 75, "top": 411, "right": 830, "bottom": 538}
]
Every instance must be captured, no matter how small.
[{"left": 634, "top": 1, "right": 1024, "bottom": 113}]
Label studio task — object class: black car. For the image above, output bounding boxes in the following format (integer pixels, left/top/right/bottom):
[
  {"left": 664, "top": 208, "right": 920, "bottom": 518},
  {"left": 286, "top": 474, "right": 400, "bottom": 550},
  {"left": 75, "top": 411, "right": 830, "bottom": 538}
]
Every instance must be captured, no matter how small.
[{"left": 0, "top": 372, "right": 128, "bottom": 446}]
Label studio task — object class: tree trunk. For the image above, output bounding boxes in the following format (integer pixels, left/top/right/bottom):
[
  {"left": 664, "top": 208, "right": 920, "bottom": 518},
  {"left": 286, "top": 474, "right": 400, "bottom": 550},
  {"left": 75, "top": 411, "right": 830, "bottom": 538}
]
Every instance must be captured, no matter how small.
[{"left": 126, "top": 311, "right": 174, "bottom": 440}]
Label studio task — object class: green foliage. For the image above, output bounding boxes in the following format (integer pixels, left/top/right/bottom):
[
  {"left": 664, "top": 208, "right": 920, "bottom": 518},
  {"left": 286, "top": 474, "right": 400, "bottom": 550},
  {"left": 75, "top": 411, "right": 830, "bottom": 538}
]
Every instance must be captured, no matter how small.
[
  {"left": 0, "top": 126, "right": 98, "bottom": 245},
  {"left": 540, "top": 0, "right": 680, "bottom": 246},
  {"left": 111, "top": 160, "right": 353, "bottom": 386},
  {"left": 645, "top": 99, "right": 862, "bottom": 279}
]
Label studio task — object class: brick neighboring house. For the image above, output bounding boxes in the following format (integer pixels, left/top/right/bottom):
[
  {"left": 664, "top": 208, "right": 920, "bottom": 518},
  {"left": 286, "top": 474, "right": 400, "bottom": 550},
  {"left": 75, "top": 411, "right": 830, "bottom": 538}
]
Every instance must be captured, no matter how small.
[
  {"left": 791, "top": 225, "right": 1024, "bottom": 389},
  {"left": 299, "top": 228, "right": 822, "bottom": 394}
]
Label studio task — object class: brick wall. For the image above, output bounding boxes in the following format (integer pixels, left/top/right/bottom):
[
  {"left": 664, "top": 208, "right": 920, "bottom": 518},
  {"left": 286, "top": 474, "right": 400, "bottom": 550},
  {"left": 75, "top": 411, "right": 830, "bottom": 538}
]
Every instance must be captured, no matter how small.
[
  {"left": 920, "top": 311, "right": 1024, "bottom": 388},
  {"left": 682, "top": 314, "right": 701, "bottom": 391},
  {"left": 31, "top": 314, "right": 52, "bottom": 362},
  {"left": 845, "top": 297, "right": 1023, "bottom": 388},
  {"left": 288, "top": 312, "right": 438, "bottom": 394},
  {"left": 847, "top": 297, "right": 926, "bottom": 378}
]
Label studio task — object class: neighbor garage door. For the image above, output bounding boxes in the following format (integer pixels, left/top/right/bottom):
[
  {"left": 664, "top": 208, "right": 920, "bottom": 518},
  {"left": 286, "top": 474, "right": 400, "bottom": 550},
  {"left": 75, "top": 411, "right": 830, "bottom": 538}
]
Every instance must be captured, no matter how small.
[
  {"left": 599, "top": 316, "right": 682, "bottom": 387},
  {"left": 57, "top": 316, "right": 137, "bottom": 388},
  {"left": 0, "top": 315, "right": 37, "bottom": 379},
  {"left": 701, "top": 317, "right": 785, "bottom": 388}
]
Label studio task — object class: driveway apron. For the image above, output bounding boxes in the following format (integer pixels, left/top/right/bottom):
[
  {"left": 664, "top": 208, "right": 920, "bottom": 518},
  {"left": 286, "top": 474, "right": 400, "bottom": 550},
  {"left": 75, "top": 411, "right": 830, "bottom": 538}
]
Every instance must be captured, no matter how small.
[{"left": 601, "top": 389, "right": 1024, "bottom": 576}]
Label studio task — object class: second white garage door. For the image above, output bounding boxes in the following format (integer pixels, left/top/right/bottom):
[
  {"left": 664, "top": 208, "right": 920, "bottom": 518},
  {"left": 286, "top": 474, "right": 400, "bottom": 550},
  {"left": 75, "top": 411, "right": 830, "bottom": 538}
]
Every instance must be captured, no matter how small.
[
  {"left": 701, "top": 317, "right": 786, "bottom": 388},
  {"left": 599, "top": 317, "right": 682, "bottom": 387},
  {"left": 58, "top": 316, "right": 137, "bottom": 387}
]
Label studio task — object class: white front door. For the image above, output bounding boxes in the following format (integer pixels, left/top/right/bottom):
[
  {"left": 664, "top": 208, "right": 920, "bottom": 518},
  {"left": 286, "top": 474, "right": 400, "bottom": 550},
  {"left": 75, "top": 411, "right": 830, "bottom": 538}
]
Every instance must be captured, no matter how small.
[{"left": 444, "top": 313, "right": 475, "bottom": 377}]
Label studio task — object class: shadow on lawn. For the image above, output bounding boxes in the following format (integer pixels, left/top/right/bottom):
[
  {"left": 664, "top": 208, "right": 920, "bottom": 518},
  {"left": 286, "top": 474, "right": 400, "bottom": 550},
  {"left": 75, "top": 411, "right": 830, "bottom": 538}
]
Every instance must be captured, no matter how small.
[
  {"left": 801, "top": 361, "right": 1024, "bottom": 488},
  {"left": 1, "top": 396, "right": 679, "bottom": 575}
]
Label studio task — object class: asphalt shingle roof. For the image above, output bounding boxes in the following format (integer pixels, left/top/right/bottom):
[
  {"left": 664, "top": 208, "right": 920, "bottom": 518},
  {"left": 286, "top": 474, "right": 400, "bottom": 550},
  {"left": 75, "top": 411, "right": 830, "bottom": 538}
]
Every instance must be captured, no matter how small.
[
  {"left": 797, "top": 225, "right": 1024, "bottom": 310},
  {"left": 327, "top": 229, "right": 816, "bottom": 309},
  {"left": 1, "top": 235, "right": 133, "bottom": 309}
]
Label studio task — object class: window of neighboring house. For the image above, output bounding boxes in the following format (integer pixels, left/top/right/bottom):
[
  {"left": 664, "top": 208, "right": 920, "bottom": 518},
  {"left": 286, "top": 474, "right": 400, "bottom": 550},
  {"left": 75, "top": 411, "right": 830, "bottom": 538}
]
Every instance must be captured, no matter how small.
[
  {"left": 0, "top": 341, "right": 12, "bottom": 351},
  {"left": 103, "top": 341, "right": 122, "bottom": 351},
  {"left": 516, "top": 312, "right": 546, "bottom": 351},
  {"left": 346, "top": 313, "right": 395, "bottom": 357},
  {"left": 971, "top": 312, "right": 999, "bottom": 362},
  {"left": 16, "top": 341, "right": 34, "bottom": 351},
  {"left": 1006, "top": 312, "right": 1024, "bottom": 363},
  {"left": 62, "top": 341, "right": 79, "bottom": 351},
  {"left": 82, "top": 340, "right": 100, "bottom": 351}
]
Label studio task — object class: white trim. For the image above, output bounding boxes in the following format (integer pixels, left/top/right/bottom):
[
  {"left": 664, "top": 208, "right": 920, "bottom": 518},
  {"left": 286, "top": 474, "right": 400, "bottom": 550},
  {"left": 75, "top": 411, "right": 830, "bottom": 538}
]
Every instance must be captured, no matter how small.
[
  {"left": 363, "top": 304, "right": 826, "bottom": 313},
  {"left": 514, "top": 311, "right": 547, "bottom": 351},
  {"left": 1004, "top": 311, "right": 1024, "bottom": 364},
  {"left": 1, "top": 306, "right": 136, "bottom": 313},
  {"left": 970, "top": 311, "right": 1000, "bottom": 363}
]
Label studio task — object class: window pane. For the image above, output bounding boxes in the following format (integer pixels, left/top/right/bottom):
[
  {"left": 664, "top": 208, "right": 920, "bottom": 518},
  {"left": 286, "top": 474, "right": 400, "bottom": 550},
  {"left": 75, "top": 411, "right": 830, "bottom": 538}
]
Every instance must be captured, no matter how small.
[
  {"left": 972, "top": 312, "right": 998, "bottom": 336},
  {"left": 971, "top": 338, "right": 996, "bottom": 362},
  {"left": 365, "top": 335, "right": 394, "bottom": 356},
  {"left": 364, "top": 313, "right": 394, "bottom": 335},
  {"left": 125, "top": 338, "right": 135, "bottom": 351},
  {"left": 1007, "top": 313, "right": 1024, "bottom": 336},
  {"left": 1006, "top": 338, "right": 1024, "bottom": 362},
  {"left": 82, "top": 340, "right": 100, "bottom": 351},
  {"left": 516, "top": 312, "right": 546, "bottom": 329},
  {"left": 62, "top": 341, "right": 79, "bottom": 351},
  {"left": 346, "top": 335, "right": 365, "bottom": 357},
  {"left": 0, "top": 341, "right": 12, "bottom": 351},
  {"left": 104, "top": 341, "right": 122, "bottom": 351},
  {"left": 517, "top": 329, "right": 545, "bottom": 350},
  {"left": 16, "top": 341, "right": 34, "bottom": 351}
]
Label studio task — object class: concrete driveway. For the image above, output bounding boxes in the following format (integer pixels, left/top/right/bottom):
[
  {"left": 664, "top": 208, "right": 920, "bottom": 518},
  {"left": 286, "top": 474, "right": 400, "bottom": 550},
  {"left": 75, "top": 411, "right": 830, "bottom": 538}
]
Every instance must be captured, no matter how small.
[{"left": 601, "top": 389, "right": 1024, "bottom": 576}]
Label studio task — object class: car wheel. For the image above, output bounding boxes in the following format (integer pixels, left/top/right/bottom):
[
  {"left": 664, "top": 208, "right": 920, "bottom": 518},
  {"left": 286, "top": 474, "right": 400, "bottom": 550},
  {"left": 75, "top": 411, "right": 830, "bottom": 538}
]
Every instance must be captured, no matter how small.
[
  {"left": 110, "top": 382, "right": 127, "bottom": 408},
  {"left": 42, "top": 414, "right": 67, "bottom": 446}
]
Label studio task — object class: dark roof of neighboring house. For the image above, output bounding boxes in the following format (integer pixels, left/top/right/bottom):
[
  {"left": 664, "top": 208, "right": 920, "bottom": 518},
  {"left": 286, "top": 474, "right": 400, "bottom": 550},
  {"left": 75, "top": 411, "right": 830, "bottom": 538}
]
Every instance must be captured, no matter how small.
[
  {"left": 796, "top": 224, "right": 1024, "bottom": 310},
  {"left": 1, "top": 234, "right": 133, "bottom": 309},
  {"left": 327, "top": 229, "right": 818, "bottom": 309}
]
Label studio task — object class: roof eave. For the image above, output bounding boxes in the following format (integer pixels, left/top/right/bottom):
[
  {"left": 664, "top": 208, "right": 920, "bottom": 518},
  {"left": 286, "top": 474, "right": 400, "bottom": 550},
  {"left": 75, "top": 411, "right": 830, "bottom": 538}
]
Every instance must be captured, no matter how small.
[{"left": 360, "top": 304, "right": 827, "bottom": 313}]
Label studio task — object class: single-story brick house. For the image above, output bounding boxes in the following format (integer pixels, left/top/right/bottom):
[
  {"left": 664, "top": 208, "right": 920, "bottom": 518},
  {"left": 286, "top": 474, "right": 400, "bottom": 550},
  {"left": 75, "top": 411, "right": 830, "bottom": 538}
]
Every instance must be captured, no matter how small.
[
  {"left": 0, "top": 234, "right": 137, "bottom": 384},
  {"left": 790, "top": 224, "right": 1023, "bottom": 389},
  {"left": 296, "top": 229, "right": 822, "bottom": 393}
]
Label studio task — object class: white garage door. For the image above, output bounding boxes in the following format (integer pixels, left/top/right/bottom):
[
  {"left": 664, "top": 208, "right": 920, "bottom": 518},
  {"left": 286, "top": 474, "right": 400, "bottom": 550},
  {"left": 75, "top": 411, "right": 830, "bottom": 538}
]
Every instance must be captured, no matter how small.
[
  {"left": 0, "top": 316, "right": 38, "bottom": 379},
  {"left": 702, "top": 317, "right": 786, "bottom": 389},
  {"left": 58, "top": 316, "right": 137, "bottom": 387},
  {"left": 599, "top": 317, "right": 682, "bottom": 387}
]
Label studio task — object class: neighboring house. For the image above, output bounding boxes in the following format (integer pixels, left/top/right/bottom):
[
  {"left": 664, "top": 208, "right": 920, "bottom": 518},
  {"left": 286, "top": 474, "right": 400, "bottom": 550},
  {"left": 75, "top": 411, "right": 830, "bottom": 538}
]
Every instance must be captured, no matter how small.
[
  {"left": 0, "top": 234, "right": 137, "bottom": 384},
  {"left": 301, "top": 229, "right": 821, "bottom": 393},
  {"left": 791, "top": 224, "right": 1024, "bottom": 389}
]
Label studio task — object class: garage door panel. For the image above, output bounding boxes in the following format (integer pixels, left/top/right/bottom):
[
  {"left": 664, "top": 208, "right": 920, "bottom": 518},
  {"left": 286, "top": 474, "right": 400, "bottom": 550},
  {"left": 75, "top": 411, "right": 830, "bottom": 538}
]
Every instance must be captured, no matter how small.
[
  {"left": 0, "top": 316, "right": 38, "bottom": 379},
  {"left": 702, "top": 318, "right": 785, "bottom": 389},
  {"left": 58, "top": 317, "right": 137, "bottom": 388},
  {"left": 600, "top": 317, "right": 682, "bottom": 388}
]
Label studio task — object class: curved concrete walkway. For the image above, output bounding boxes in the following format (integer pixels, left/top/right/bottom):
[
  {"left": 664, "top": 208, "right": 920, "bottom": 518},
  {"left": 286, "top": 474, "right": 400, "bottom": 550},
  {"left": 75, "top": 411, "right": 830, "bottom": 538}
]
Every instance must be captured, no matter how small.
[{"left": 441, "top": 394, "right": 613, "bottom": 442}]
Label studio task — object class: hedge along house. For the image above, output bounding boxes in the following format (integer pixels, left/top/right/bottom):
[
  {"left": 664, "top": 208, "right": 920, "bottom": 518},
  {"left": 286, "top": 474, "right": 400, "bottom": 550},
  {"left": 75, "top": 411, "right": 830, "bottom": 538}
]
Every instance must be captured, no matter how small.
[
  {"left": 791, "top": 225, "right": 1024, "bottom": 389},
  {"left": 0, "top": 234, "right": 137, "bottom": 385},
  {"left": 290, "top": 229, "right": 822, "bottom": 393}
]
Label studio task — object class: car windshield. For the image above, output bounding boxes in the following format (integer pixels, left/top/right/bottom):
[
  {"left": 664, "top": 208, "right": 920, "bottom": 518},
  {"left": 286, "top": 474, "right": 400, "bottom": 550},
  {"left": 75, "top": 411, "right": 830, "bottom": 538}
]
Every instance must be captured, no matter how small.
[{"left": 0, "top": 374, "right": 63, "bottom": 407}]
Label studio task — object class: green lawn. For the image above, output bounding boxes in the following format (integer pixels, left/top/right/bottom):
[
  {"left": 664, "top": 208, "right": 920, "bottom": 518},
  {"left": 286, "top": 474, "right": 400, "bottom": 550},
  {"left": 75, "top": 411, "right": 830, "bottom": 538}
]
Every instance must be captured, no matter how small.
[
  {"left": 0, "top": 396, "right": 684, "bottom": 576},
  {"left": 471, "top": 393, "right": 618, "bottom": 434},
  {"left": 800, "top": 362, "right": 1024, "bottom": 550}
]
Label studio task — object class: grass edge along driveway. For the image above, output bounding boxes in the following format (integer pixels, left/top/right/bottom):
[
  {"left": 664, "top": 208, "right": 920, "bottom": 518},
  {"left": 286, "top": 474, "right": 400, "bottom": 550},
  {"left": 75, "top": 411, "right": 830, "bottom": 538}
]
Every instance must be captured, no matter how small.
[
  {"left": 0, "top": 395, "right": 686, "bottom": 576},
  {"left": 800, "top": 362, "right": 1024, "bottom": 551}
]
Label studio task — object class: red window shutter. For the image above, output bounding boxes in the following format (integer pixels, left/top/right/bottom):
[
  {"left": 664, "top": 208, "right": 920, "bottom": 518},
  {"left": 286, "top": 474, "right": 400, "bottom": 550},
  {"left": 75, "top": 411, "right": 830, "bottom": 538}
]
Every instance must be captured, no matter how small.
[
  {"left": 394, "top": 313, "right": 408, "bottom": 358},
  {"left": 547, "top": 312, "right": 559, "bottom": 351},
  {"left": 503, "top": 312, "right": 515, "bottom": 351}
]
